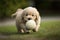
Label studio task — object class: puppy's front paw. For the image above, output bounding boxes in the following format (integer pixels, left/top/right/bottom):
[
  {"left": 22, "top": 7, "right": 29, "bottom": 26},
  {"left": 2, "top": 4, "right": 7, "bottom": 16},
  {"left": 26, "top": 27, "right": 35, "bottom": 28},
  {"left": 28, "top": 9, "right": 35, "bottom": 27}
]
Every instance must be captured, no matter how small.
[
  {"left": 26, "top": 32, "right": 30, "bottom": 34},
  {"left": 24, "top": 30, "right": 31, "bottom": 34},
  {"left": 32, "top": 29, "right": 38, "bottom": 32}
]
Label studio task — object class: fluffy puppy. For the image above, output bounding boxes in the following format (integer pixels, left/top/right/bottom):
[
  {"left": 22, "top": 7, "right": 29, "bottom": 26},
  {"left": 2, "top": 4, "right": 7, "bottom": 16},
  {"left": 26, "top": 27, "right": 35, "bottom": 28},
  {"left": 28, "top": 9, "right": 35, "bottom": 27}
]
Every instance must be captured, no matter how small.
[{"left": 12, "top": 7, "right": 41, "bottom": 33}]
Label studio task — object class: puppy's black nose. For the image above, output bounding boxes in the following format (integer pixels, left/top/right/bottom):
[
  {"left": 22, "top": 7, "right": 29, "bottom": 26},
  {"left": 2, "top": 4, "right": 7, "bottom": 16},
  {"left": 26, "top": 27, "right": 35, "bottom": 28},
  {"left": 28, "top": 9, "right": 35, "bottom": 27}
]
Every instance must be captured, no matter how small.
[{"left": 28, "top": 18, "right": 31, "bottom": 20}]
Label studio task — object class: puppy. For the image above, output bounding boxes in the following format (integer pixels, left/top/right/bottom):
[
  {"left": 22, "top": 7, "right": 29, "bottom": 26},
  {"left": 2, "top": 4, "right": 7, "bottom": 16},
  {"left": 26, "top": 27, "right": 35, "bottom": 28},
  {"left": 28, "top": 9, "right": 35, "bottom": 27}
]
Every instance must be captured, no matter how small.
[{"left": 12, "top": 7, "right": 41, "bottom": 33}]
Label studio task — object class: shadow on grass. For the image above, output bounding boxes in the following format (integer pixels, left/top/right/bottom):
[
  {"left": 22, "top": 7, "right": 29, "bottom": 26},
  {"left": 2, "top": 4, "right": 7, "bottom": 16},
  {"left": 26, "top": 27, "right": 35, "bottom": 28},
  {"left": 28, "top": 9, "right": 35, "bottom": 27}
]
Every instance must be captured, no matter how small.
[
  {"left": 0, "top": 32, "right": 31, "bottom": 35},
  {"left": 0, "top": 31, "right": 60, "bottom": 40},
  {"left": 44, "top": 34, "right": 60, "bottom": 40}
]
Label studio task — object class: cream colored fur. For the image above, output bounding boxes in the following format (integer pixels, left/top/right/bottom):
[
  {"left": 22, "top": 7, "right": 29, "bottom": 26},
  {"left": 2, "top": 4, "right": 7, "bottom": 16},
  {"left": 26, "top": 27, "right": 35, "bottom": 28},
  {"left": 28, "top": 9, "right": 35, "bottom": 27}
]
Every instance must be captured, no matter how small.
[{"left": 12, "top": 7, "right": 41, "bottom": 33}]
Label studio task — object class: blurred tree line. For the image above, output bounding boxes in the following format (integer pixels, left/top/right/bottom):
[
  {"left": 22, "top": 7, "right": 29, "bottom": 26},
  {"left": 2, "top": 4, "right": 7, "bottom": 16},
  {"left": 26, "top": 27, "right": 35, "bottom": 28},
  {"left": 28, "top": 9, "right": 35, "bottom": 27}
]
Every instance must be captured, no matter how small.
[
  {"left": 0, "top": 0, "right": 29, "bottom": 18},
  {"left": 0, "top": 0, "right": 60, "bottom": 19}
]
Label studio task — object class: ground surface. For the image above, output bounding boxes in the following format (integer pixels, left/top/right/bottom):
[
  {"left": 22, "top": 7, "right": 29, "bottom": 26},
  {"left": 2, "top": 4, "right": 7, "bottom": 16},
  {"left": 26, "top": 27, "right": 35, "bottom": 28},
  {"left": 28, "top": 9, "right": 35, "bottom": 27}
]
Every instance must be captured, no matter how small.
[{"left": 0, "top": 16, "right": 60, "bottom": 40}]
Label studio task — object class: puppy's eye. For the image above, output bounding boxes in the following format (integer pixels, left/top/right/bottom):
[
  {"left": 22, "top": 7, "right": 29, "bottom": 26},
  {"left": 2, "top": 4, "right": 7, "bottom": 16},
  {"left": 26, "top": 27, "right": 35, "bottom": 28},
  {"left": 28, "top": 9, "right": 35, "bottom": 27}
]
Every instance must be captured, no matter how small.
[
  {"left": 32, "top": 14, "right": 34, "bottom": 16},
  {"left": 26, "top": 14, "right": 28, "bottom": 16}
]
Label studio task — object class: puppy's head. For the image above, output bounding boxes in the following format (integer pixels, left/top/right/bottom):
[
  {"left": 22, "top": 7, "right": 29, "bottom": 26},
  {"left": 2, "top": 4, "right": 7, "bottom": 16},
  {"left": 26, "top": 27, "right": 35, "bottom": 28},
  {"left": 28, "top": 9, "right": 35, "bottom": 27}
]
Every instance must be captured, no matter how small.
[{"left": 22, "top": 7, "right": 40, "bottom": 23}]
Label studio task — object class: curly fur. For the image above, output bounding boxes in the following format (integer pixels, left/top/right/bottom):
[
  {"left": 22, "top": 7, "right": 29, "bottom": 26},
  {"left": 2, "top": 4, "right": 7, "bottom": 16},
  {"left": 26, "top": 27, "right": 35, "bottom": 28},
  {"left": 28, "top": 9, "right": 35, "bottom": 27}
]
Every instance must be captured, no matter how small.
[{"left": 12, "top": 7, "right": 41, "bottom": 33}]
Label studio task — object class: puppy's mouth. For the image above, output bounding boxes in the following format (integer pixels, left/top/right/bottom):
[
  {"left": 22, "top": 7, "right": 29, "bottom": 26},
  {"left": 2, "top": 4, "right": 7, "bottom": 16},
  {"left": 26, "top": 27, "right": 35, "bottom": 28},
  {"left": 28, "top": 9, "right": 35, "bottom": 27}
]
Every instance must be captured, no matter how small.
[
  {"left": 24, "top": 20, "right": 30, "bottom": 23},
  {"left": 25, "top": 19, "right": 36, "bottom": 24},
  {"left": 25, "top": 20, "right": 31, "bottom": 22},
  {"left": 25, "top": 19, "right": 35, "bottom": 22},
  {"left": 25, "top": 20, "right": 30, "bottom": 23}
]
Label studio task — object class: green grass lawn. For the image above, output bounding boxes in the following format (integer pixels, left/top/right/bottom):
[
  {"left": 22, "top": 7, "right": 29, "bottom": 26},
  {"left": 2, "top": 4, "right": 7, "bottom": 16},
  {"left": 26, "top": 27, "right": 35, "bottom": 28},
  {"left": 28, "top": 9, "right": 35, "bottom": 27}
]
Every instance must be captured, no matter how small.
[{"left": 0, "top": 20, "right": 60, "bottom": 40}]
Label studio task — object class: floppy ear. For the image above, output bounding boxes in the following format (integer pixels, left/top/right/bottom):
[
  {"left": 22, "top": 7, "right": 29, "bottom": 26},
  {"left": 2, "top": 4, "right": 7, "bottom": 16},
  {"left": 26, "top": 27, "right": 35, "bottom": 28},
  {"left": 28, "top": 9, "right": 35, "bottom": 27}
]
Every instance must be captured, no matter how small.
[
  {"left": 35, "top": 10, "right": 40, "bottom": 25},
  {"left": 21, "top": 10, "right": 26, "bottom": 23},
  {"left": 36, "top": 13, "right": 39, "bottom": 20}
]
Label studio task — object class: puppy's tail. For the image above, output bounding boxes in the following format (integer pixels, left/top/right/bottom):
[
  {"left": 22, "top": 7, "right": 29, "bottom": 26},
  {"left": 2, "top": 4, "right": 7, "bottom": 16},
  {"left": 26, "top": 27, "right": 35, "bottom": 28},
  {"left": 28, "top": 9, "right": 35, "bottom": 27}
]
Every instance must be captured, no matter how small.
[
  {"left": 11, "top": 9, "right": 23, "bottom": 18},
  {"left": 11, "top": 13, "right": 17, "bottom": 18}
]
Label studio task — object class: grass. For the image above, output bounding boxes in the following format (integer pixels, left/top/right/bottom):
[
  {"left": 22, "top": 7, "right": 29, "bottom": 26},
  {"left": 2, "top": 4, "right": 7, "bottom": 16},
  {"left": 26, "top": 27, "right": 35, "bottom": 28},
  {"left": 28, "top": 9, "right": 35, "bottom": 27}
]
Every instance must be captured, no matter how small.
[{"left": 0, "top": 20, "right": 60, "bottom": 40}]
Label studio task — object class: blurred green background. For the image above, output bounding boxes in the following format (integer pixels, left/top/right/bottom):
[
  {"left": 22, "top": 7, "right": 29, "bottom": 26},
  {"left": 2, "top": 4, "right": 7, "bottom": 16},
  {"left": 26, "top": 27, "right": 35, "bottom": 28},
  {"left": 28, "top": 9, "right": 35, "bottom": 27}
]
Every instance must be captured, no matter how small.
[
  {"left": 0, "top": 0, "right": 60, "bottom": 19},
  {"left": 0, "top": 0, "right": 29, "bottom": 19}
]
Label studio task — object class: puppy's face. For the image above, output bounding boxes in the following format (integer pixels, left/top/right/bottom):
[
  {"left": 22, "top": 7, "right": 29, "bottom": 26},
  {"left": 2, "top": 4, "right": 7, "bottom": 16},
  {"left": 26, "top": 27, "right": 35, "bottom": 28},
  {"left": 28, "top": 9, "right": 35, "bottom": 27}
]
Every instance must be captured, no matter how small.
[
  {"left": 22, "top": 7, "right": 39, "bottom": 23},
  {"left": 23, "top": 11, "right": 36, "bottom": 22}
]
